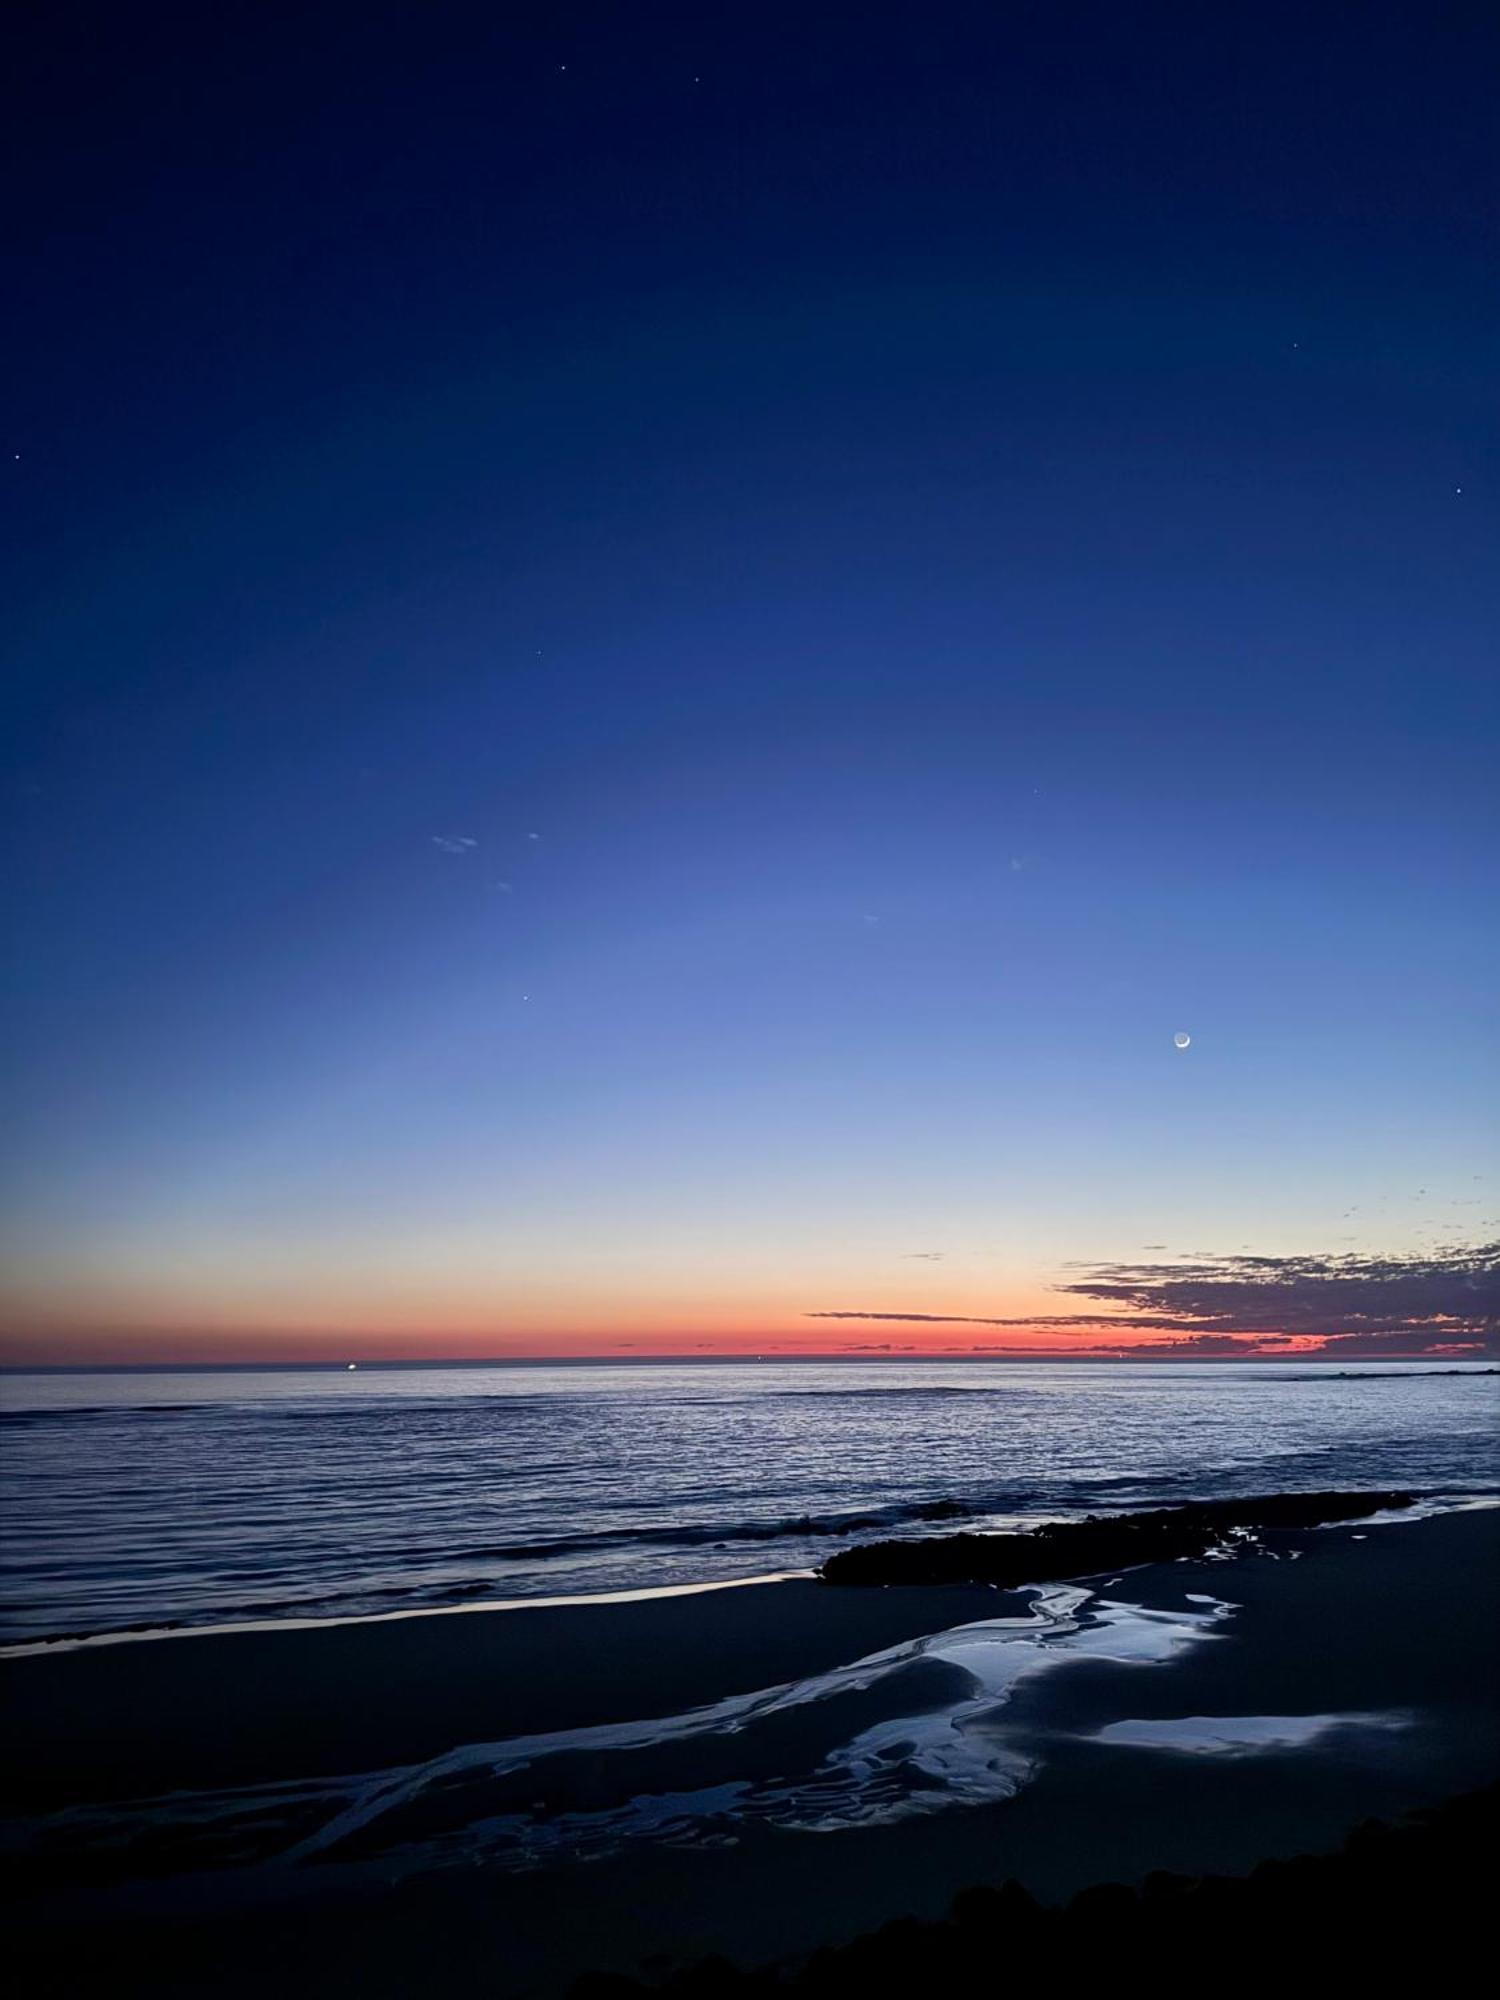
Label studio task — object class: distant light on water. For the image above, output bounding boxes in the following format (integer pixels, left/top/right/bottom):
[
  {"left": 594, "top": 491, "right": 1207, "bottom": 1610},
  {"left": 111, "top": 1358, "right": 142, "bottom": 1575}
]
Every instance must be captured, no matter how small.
[{"left": 1174, "top": 1032, "right": 1192, "bottom": 1050}]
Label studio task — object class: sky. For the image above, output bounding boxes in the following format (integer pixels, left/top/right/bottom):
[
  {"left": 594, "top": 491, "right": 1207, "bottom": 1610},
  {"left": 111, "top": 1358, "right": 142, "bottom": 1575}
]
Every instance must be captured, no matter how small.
[{"left": 3, "top": 2, "right": 1497, "bottom": 1364}]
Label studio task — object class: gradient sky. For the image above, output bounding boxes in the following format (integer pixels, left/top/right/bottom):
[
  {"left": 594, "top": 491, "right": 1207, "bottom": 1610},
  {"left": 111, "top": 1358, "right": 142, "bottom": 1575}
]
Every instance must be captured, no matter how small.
[{"left": 3, "top": 3, "right": 1497, "bottom": 1363}]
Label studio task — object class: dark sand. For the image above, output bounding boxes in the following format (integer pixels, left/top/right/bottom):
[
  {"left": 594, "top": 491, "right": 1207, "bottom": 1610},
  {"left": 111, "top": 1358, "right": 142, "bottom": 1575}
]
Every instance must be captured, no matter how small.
[
  {"left": 2, "top": 1577, "right": 1010, "bottom": 1810},
  {"left": 4, "top": 1508, "right": 1497, "bottom": 1997}
]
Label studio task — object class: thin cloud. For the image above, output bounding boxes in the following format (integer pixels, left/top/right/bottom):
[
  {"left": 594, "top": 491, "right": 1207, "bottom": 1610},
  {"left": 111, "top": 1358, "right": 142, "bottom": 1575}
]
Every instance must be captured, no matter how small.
[
  {"left": 431, "top": 835, "right": 478, "bottom": 853},
  {"left": 810, "top": 1311, "right": 1023, "bottom": 1326},
  {"left": 806, "top": 1309, "right": 1215, "bottom": 1331}
]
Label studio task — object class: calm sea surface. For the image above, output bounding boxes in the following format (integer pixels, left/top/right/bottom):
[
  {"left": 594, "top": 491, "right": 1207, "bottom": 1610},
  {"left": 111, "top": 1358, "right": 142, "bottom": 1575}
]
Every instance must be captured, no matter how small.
[{"left": 2, "top": 1360, "right": 1496, "bottom": 1645}]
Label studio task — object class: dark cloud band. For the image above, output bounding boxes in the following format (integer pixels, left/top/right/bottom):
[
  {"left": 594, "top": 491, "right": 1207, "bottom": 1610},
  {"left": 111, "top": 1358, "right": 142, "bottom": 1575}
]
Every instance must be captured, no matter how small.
[{"left": 807, "top": 1241, "right": 1499, "bottom": 1357}]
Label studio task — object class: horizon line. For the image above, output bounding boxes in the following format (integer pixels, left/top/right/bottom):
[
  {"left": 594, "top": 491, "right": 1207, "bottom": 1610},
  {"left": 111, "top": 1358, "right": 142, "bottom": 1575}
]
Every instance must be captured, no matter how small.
[{"left": 4, "top": 1354, "right": 1496, "bottom": 1375}]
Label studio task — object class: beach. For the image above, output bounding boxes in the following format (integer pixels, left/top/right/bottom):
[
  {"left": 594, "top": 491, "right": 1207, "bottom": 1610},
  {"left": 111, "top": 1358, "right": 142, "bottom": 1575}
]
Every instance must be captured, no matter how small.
[
  {"left": 9, "top": 5, "right": 1497, "bottom": 1991},
  {"left": 5, "top": 1503, "right": 1497, "bottom": 1996}
]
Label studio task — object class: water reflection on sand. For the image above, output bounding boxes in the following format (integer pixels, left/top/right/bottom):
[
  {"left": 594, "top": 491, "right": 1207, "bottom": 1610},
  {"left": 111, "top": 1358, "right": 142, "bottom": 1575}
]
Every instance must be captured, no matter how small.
[{"left": 9, "top": 1584, "right": 1236, "bottom": 1877}]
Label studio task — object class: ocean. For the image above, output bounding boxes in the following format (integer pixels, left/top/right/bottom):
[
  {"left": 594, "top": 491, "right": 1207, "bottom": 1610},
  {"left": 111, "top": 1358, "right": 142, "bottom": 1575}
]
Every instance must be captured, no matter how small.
[{"left": 2, "top": 1359, "right": 1496, "bottom": 1648}]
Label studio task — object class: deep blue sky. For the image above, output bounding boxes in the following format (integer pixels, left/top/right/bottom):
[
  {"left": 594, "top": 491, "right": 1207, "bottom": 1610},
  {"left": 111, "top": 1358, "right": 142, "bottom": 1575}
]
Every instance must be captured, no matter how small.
[{"left": 4, "top": 2, "right": 1496, "bottom": 1359}]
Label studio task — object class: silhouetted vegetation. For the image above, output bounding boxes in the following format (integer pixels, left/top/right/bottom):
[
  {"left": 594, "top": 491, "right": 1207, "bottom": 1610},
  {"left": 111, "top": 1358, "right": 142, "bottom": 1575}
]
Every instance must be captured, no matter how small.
[
  {"left": 818, "top": 1489, "right": 1414, "bottom": 1586},
  {"left": 571, "top": 1780, "right": 1495, "bottom": 1997}
]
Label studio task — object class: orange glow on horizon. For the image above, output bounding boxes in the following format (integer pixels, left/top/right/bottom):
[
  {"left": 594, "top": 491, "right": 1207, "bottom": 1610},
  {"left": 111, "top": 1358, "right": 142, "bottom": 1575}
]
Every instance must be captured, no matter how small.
[
  {"left": 4, "top": 1264, "right": 1462, "bottom": 1366},
  {"left": 0, "top": 1308, "right": 1343, "bottom": 1369}
]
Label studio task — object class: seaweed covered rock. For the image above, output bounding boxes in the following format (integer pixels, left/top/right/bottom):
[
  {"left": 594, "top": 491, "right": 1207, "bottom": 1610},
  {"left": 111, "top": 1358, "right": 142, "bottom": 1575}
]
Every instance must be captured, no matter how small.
[{"left": 818, "top": 1490, "right": 1414, "bottom": 1586}]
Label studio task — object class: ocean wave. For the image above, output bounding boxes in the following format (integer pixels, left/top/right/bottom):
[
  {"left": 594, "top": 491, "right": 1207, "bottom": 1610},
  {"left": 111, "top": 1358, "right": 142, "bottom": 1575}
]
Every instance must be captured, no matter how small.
[
  {"left": 5, "top": 1362, "right": 1495, "bottom": 1646},
  {"left": 464, "top": 1495, "right": 993, "bottom": 1560}
]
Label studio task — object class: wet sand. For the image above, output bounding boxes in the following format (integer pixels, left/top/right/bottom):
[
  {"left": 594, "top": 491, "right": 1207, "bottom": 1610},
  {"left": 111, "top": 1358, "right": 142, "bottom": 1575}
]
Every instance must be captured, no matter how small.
[
  {"left": 4, "top": 1507, "right": 1497, "bottom": 1997},
  {"left": 1, "top": 1576, "right": 1011, "bottom": 1808}
]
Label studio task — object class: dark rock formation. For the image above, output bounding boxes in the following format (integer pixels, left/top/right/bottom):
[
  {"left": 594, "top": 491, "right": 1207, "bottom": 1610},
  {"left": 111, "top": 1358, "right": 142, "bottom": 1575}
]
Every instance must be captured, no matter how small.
[{"left": 817, "top": 1489, "right": 1414, "bottom": 1586}]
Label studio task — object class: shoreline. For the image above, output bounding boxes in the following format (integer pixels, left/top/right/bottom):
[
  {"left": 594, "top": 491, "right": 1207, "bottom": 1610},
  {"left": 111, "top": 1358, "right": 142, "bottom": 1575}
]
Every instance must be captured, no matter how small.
[
  {"left": 0, "top": 1565, "right": 819, "bottom": 1662},
  {"left": 4, "top": 1505, "right": 1497, "bottom": 1995},
  {"left": 6, "top": 1485, "right": 1493, "bottom": 1662}
]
